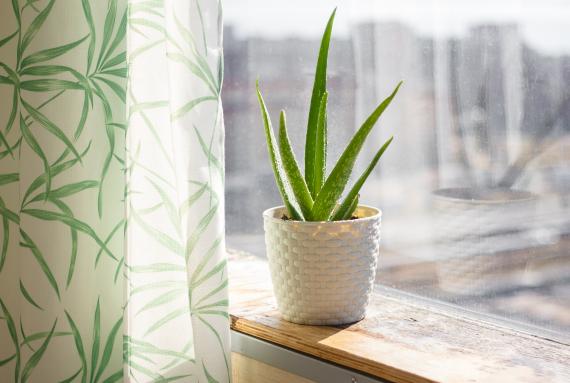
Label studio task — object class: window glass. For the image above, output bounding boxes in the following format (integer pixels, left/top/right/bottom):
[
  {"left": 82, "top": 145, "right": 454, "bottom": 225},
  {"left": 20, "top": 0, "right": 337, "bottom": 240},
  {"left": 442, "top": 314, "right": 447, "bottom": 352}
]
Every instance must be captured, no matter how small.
[{"left": 223, "top": 0, "right": 570, "bottom": 338}]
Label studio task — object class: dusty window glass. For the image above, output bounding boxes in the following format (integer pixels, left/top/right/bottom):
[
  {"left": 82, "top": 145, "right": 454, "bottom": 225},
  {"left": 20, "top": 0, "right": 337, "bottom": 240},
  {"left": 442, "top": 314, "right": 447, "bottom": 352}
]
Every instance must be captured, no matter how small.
[{"left": 223, "top": 0, "right": 570, "bottom": 339}]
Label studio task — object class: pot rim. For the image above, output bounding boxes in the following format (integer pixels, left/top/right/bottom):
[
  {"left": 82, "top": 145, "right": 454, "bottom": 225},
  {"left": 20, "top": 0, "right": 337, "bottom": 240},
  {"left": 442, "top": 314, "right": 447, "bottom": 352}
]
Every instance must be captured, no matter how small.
[
  {"left": 433, "top": 187, "right": 536, "bottom": 204},
  {"left": 263, "top": 205, "right": 381, "bottom": 225}
]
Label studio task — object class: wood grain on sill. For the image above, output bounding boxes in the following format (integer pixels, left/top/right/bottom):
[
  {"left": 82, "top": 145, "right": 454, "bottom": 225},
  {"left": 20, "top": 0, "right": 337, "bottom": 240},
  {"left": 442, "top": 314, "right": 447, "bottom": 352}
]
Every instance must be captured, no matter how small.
[{"left": 229, "top": 252, "right": 570, "bottom": 383}]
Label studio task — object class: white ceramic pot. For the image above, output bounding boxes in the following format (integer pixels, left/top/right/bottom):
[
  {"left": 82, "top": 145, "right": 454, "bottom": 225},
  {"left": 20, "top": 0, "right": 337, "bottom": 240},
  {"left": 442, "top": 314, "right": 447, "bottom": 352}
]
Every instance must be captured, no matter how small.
[
  {"left": 433, "top": 188, "right": 537, "bottom": 295},
  {"left": 263, "top": 205, "right": 382, "bottom": 325}
]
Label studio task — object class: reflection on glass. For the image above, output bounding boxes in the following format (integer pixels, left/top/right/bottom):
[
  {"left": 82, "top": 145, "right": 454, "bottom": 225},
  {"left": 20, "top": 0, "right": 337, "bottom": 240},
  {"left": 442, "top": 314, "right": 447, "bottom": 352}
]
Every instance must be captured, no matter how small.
[{"left": 223, "top": 1, "right": 570, "bottom": 338}]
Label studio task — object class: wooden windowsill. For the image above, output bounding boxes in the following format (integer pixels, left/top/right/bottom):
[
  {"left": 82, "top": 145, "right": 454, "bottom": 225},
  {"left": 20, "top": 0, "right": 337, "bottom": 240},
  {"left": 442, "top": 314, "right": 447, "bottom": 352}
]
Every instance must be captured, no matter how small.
[{"left": 228, "top": 251, "right": 570, "bottom": 383}]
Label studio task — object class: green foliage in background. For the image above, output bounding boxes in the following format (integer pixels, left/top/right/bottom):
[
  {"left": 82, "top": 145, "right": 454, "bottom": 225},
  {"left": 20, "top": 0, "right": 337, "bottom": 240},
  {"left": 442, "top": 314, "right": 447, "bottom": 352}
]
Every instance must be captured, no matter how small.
[{"left": 256, "top": 8, "right": 402, "bottom": 221}]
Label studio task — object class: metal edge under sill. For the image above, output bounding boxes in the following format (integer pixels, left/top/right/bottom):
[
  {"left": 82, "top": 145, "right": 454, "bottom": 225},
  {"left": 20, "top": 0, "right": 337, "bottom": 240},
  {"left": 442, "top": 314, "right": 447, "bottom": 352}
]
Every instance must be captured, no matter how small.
[{"left": 231, "top": 330, "right": 390, "bottom": 383}]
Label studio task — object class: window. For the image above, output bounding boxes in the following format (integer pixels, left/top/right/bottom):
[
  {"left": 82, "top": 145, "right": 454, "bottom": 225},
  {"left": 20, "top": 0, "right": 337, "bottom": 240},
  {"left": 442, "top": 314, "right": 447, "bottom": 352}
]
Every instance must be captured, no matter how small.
[{"left": 223, "top": 0, "right": 570, "bottom": 340}]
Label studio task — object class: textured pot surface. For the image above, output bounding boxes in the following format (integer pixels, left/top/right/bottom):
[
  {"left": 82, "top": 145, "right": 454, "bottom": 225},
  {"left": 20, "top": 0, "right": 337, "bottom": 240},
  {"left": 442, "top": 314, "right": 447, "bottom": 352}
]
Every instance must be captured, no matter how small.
[
  {"left": 433, "top": 188, "right": 537, "bottom": 295},
  {"left": 263, "top": 206, "right": 382, "bottom": 325}
]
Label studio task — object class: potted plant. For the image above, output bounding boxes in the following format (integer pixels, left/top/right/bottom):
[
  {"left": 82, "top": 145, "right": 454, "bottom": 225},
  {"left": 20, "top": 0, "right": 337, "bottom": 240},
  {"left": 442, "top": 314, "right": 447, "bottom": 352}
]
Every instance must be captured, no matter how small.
[
  {"left": 256, "top": 9, "right": 402, "bottom": 325},
  {"left": 433, "top": 82, "right": 570, "bottom": 295}
]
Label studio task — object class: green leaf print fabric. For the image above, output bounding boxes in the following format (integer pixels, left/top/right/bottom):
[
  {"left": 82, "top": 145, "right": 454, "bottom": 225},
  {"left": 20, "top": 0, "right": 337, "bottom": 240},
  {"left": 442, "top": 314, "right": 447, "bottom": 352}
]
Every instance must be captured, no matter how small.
[{"left": 0, "top": 0, "right": 229, "bottom": 382}]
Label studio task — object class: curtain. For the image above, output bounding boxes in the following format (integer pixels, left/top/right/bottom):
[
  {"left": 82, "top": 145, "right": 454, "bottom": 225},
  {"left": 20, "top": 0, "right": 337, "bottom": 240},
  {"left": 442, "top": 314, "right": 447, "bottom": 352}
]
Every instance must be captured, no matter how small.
[{"left": 0, "top": 0, "right": 229, "bottom": 382}]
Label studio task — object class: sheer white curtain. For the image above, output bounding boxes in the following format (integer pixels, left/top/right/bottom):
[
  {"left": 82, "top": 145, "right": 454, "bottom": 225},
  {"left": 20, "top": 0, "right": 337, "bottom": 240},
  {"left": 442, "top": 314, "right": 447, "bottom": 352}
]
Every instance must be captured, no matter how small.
[
  {"left": 126, "top": 0, "right": 230, "bottom": 381},
  {"left": 0, "top": 0, "right": 229, "bottom": 381}
]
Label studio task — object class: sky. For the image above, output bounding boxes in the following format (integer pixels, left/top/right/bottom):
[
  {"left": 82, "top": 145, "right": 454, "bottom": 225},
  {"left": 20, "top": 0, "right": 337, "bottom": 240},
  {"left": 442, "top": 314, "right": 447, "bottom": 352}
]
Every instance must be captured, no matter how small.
[{"left": 223, "top": 0, "right": 570, "bottom": 55}]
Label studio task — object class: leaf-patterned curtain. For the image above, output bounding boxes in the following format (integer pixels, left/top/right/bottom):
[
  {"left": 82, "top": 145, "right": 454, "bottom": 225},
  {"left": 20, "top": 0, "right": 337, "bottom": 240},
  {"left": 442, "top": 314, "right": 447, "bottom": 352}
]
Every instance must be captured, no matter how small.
[{"left": 0, "top": 1, "right": 229, "bottom": 382}]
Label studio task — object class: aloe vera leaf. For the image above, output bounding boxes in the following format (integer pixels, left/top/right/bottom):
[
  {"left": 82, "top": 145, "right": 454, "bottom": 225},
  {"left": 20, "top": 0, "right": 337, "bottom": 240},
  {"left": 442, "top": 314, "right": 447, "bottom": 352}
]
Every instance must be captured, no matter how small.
[
  {"left": 278, "top": 110, "right": 313, "bottom": 219},
  {"left": 305, "top": 8, "right": 336, "bottom": 198},
  {"left": 256, "top": 81, "right": 303, "bottom": 220},
  {"left": 313, "top": 91, "right": 328, "bottom": 195},
  {"left": 332, "top": 193, "right": 359, "bottom": 221},
  {"left": 332, "top": 136, "right": 393, "bottom": 220},
  {"left": 312, "top": 82, "right": 402, "bottom": 221}
]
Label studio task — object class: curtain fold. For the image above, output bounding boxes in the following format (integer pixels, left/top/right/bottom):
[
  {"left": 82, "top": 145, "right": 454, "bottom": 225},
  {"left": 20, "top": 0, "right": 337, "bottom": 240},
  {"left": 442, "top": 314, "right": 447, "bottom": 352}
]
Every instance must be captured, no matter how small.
[
  {"left": 0, "top": 0, "right": 229, "bottom": 381},
  {"left": 125, "top": 0, "right": 229, "bottom": 381}
]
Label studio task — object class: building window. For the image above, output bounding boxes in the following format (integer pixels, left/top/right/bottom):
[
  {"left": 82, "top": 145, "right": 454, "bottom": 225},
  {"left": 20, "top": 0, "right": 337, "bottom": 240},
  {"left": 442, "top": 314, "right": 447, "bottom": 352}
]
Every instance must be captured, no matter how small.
[{"left": 223, "top": 1, "right": 570, "bottom": 339}]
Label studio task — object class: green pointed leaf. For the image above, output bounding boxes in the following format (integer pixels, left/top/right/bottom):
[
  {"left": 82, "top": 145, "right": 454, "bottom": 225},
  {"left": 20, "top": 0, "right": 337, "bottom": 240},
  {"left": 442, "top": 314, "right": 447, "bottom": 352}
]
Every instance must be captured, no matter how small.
[
  {"left": 333, "top": 137, "right": 393, "bottom": 221},
  {"left": 305, "top": 8, "right": 336, "bottom": 197},
  {"left": 5, "top": 86, "right": 18, "bottom": 134},
  {"left": 0, "top": 198, "right": 19, "bottom": 224},
  {"left": 332, "top": 193, "right": 359, "bottom": 221},
  {"left": 128, "top": 263, "right": 185, "bottom": 274},
  {"left": 0, "top": 130, "right": 14, "bottom": 159},
  {"left": 19, "top": 0, "right": 55, "bottom": 56},
  {"left": 314, "top": 91, "right": 328, "bottom": 194},
  {"left": 0, "top": 173, "right": 18, "bottom": 186},
  {"left": 278, "top": 110, "right": 313, "bottom": 219},
  {"left": 59, "top": 368, "right": 81, "bottom": 383},
  {"left": 20, "top": 319, "right": 57, "bottom": 383},
  {"left": 193, "top": 299, "right": 228, "bottom": 312},
  {"left": 20, "top": 114, "right": 51, "bottom": 196},
  {"left": 20, "top": 79, "right": 84, "bottom": 91},
  {"left": 191, "top": 260, "right": 226, "bottom": 290},
  {"left": 130, "top": 209, "right": 184, "bottom": 256},
  {"left": 101, "top": 9, "right": 126, "bottom": 67},
  {"left": 145, "top": 307, "right": 189, "bottom": 336},
  {"left": 21, "top": 331, "right": 71, "bottom": 347},
  {"left": 197, "top": 315, "right": 230, "bottom": 379},
  {"left": 187, "top": 31, "right": 220, "bottom": 93},
  {"left": 130, "top": 17, "right": 165, "bottom": 33},
  {"left": 203, "top": 361, "right": 220, "bottom": 383},
  {"left": 189, "top": 237, "right": 221, "bottom": 287},
  {"left": 30, "top": 180, "right": 98, "bottom": 203},
  {"left": 10, "top": 0, "right": 20, "bottom": 25},
  {"left": 81, "top": 0, "right": 96, "bottom": 73},
  {"left": 147, "top": 178, "right": 181, "bottom": 235},
  {"left": 137, "top": 289, "right": 185, "bottom": 315},
  {"left": 171, "top": 96, "right": 217, "bottom": 121},
  {"left": 131, "top": 280, "right": 186, "bottom": 296},
  {"left": 90, "top": 299, "right": 101, "bottom": 383},
  {"left": 19, "top": 65, "right": 88, "bottom": 85},
  {"left": 21, "top": 209, "right": 117, "bottom": 261},
  {"left": 93, "top": 76, "right": 125, "bottom": 102},
  {"left": 0, "top": 354, "right": 16, "bottom": 367},
  {"left": 21, "top": 99, "right": 83, "bottom": 162},
  {"left": 21, "top": 35, "right": 89, "bottom": 68},
  {"left": 193, "top": 126, "right": 222, "bottom": 175},
  {"left": 0, "top": 30, "right": 18, "bottom": 48},
  {"left": 101, "top": 370, "right": 122, "bottom": 383},
  {"left": 93, "top": 315, "right": 122, "bottom": 383},
  {"left": 256, "top": 81, "right": 303, "bottom": 220},
  {"left": 64, "top": 311, "right": 87, "bottom": 383},
  {"left": 166, "top": 53, "right": 218, "bottom": 96},
  {"left": 0, "top": 138, "right": 21, "bottom": 160},
  {"left": 180, "top": 182, "right": 207, "bottom": 216},
  {"left": 95, "top": 219, "right": 124, "bottom": 267},
  {"left": 99, "top": 68, "right": 127, "bottom": 78},
  {"left": 312, "top": 82, "right": 402, "bottom": 221},
  {"left": 97, "top": 120, "right": 116, "bottom": 219},
  {"left": 0, "top": 297, "right": 20, "bottom": 381},
  {"left": 185, "top": 204, "right": 219, "bottom": 261},
  {"left": 96, "top": 0, "right": 117, "bottom": 71},
  {"left": 22, "top": 142, "right": 91, "bottom": 207},
  {"left": 0, "top": 200, "right": 9, "bottom": 272},
  {"left": 46, "top": 199, "right": 79, "bottom": 289},
  {"left": 19, "top": 280, "right": 43, "bottom": 310},
  {"left": 20, "top": 229, "right": 60, "bottom": 300},
  {"left": 75, "top": 91, "right": 90, "bottom": 139},
  {"left": 100, "top": 52, "right": 125, "bottom": 71}
]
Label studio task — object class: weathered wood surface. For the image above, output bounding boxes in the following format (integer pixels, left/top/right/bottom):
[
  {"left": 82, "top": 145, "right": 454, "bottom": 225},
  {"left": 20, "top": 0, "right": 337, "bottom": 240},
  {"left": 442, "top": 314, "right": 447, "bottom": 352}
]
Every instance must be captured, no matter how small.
[{"left": 229, "top": 252, "right": 570, "bottom": 383}]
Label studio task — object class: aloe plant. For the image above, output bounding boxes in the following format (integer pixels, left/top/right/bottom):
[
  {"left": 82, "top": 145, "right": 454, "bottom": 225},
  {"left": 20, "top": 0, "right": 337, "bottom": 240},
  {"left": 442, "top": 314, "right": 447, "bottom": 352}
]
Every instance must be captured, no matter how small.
[{"left": 257, "top": 9, "right": 402, "bottom": 221}]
